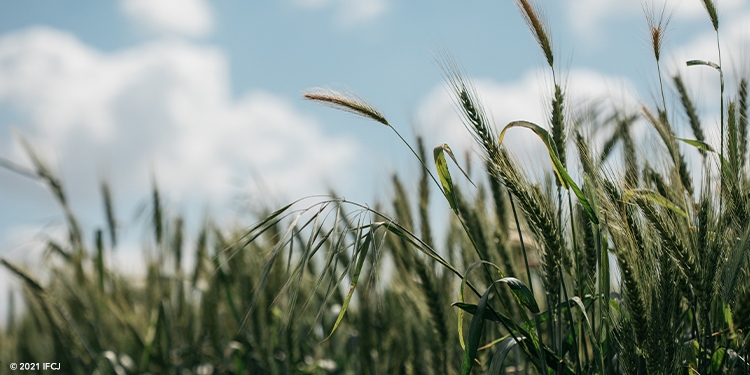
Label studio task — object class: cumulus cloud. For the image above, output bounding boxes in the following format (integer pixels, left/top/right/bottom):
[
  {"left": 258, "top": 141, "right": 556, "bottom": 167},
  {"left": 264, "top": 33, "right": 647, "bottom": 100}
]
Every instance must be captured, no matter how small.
[
  {"left": 0, "top": 27, "right": 358, "bottom": 206},
  {"left": 120, "top": 0, "right": 214, "bottom": 37},
  {"left": 292, "top": 0, "right": 388, "bottom": 26}
]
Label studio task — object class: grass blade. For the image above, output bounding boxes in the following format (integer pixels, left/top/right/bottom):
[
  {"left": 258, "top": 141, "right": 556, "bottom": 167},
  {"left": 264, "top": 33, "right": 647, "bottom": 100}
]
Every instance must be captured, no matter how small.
[
  {"left": 433, "top": 143, "right": 474, "bottom": 212},
  {"left": 622, "top": 189, "right": 688, "bottom": 219},
  {"left": 461, "top": 282, "right": 492, "bottom": 375},
  {"left": 323, "top": 227, "right": 374, "bottom": 341},
  {"left": 498, "top": 277, "right": 539, "bottom": 314},
  {"left": 489, "top": 336, "right": 526, "bottom": 375}
]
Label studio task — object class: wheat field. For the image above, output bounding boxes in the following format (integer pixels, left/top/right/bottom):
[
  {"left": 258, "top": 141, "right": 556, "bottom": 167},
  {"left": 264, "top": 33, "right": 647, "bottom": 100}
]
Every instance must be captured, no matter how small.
[{"left": 1, "top": 0, "right": 749, "bottom": 374}]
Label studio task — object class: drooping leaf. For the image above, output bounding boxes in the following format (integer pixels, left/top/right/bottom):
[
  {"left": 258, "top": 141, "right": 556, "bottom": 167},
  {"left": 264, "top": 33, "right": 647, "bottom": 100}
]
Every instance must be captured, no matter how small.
[
  {"left": 433, "top": 143, "right": 474, "bottom": 211},
  {"left": 452, "top": 302, "right": 514, "bottom": 326},
  {"left": 454, "top": 277, "right": 538, "bottom": 315},
  {"left": 499, "top": 121, "right": 598, "bottom": 224},
  {"left": 676, "top": 137, "right": 732, "bottom": 176},
  {"left": 677, "top": 137, "right": 715, "bottom": 152},
  {"left": 686, "top": 59, "right": 721, "bottom": 71},
  {"left": 498, "top": 277, "right": 539, "bottom": 314},
  {"left": 433, "top": 143, "right": 457, "bottom": 211},
  {"left": 622, "top": 188, "right": 688, "bottom": 220}
]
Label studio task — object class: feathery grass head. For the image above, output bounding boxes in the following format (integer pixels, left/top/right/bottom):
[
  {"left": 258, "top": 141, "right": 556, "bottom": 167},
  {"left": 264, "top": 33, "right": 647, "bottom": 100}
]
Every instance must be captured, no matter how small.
[
  {"left": 644, "top": 2, "right": 674, "bottom": 62},
  {"left": 516, "top": 0, "right": 554, "bottom": 68},
  {"left": 304, "top": 88, "right": 389, "bottom": 126},
  {"left": 700, "top": 0, "right": 719, "bottom": 31}
]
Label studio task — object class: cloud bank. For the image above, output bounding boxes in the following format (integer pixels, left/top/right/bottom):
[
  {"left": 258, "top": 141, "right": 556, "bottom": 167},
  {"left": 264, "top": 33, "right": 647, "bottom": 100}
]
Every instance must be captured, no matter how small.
[{"left": 0, "top": 27, "right": 358, "bottom": 206}]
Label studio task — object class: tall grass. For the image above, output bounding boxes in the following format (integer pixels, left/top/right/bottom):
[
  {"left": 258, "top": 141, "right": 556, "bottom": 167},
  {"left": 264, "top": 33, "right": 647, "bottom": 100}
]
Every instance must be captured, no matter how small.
[{"left": 2, "top": 0, "right": 750, "bottom": 374}]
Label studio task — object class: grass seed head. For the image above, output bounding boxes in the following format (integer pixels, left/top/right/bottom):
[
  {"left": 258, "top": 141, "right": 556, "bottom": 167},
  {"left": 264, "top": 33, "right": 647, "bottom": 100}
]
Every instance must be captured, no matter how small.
[
  {"left": 304, "top": 88, "right": 389, "bottom": 126},
  {"left": 700, "top": 0, "right": 719, "bottom": 31},
  {"left": 516, "top": 0, "right": 554, "bottom": 68},
  {"left": 673, "top": 75, "right": 705, "bottom": 149},
  {"left": 739, "top": 78, "right": 748, "bottom": 166},
  {"left": 644, "top": 2, "right": 674, "bottom": 62},
  {"left": 551, "top": 84, "right": 566, "bottom": 170}
]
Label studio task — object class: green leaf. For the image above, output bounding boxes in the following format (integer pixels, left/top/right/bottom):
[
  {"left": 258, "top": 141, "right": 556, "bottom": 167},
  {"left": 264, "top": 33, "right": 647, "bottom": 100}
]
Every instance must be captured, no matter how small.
[
  {"left": 456, "top": 261, "right": 488, "bottom": 351},
  {"left": 686, "top": 59, "right": 721, "bottom": 71},
  {"left": 676, "top": 137, "right": 732, "bottom": 176},
  {"left": 456, "top": 277, "right": 540, "bottom": 375},
  {"left": 622, "top": 188, "right": 688, "bottom": 220},
  {"left": 455, "top": 261, "right": 521, "bottom": 351},
  {"left": 453, "top": 303, "right": 574, "bottom": 374},
  {"left": 489, "top": 336, "right": 526, "bottom": 375},
  {"left": 677, "top": 137, "right": 715, "bottom": 152},
  {"left": 711, "top": 347, "right": 726, "bottom": 374},
  {"left": 498, "top": 277, "right": 539, "bottom": 314},
  {"left": 456, "top": 261, "right": 571, "bottom": 374},
  {"left": 452, "top": 302, "right": 515, "bottom": 326},
  {"left": 324, "top": 228, "right": 374, "bottom": 341},
  {"left": 454, "top": 277, "right": 538, "bottom": 316},
  {"left": 433, "top": 143, "right": 456, "bottom": 211},
  {"left": 461, "top": 283, "right": 492, "bottom": 375},
  {"left": 499, "top": 121, "right": 598, "bottom": 224},
  {"left": 433, "top": 143, "right": 473, "bottom": 212}
]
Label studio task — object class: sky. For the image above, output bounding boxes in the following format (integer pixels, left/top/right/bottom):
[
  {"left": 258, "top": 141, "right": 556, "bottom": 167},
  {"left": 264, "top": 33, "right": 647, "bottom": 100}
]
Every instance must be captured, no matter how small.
[{"left": 0, "top": 0, "right": 749, "bottom": 323}]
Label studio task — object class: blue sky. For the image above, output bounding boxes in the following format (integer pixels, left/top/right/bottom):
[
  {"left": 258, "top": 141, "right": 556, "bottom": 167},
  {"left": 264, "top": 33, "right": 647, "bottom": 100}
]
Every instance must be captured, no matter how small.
[{"left": 1, "top": 0, "right": 749, "bottom": 320}]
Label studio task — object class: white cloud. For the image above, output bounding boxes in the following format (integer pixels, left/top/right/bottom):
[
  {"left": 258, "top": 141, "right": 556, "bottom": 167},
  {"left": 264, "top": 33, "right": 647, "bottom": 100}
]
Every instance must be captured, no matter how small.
[
  {"left": 566, "top": 0, "right": 747, "bottom": 38},
  {"left": 120, "top": 0, "right": 214, "bottom": 37},
  {"left": 292, "top": 0, "right": 388, "bottom": 26},
  {"left": 337, "top": 0, "right": 388, "bottom": 26},
  {"left": 0, "top": 27, "right": 359, "bottom": 207}
]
